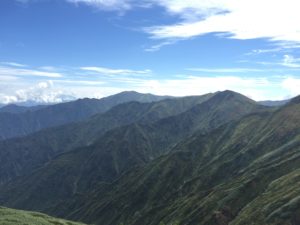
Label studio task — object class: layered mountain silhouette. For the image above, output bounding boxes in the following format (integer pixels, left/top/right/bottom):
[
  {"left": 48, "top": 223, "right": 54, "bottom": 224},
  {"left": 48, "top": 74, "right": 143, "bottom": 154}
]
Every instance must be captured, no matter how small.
[
  {"left": 0, "top": 92, "right": 212, "bottom": 184},
  {"left": 0, "top": 90, "right": 298, "bottom": 225},
  {"left": 0, "top": 104, "right": 48, "bottom": 114},
  {"left": 0, "top": 91, "right": 169, "bottom": 140}
]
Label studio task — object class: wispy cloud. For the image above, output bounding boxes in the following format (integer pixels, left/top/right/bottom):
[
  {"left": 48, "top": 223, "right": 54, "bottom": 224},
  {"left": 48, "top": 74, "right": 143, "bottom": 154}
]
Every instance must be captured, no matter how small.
[
  {"left": 254, "top": 54, "right": 300, "bottom": 69},
  {"left": 144, "top": 39, "right": 180, "bottom": 52},
  {"left": 1, "top": 62, "right": 27, "bottom": 67},
  {"left": 281, "top": 55, "right": 300, "bottom": 68},
  {"left": 246, "top": 48, "right": 284, "bottom": 56},
  {"left": 0, "top": 65, "right": 63, "bottom": 78},
  {"left": 127, "top": 76, "right": 278, "bottom": 101},
  {"left": 1, "top": 60, "right": 299, "bottom": 103},
  {"left": 281, "top": 77, "right": 300, "bottom": 97},
  {"left": 17, "top": 0, "right": 300, "bottom": 47},
  {"left": 187, "top": 68, "right": 263, "bottom": 73},
  {"left": 53, "top": 79, "right": 106, "bottom": 86},
  {"left": 80, "top": 66, "right": 151, "bottom": 76},
  {"left": 144, "top": 0, "right": 300, "bottom": 48},
  {"left": 66, "top": 0, "right": 131, "bottom": 11}
]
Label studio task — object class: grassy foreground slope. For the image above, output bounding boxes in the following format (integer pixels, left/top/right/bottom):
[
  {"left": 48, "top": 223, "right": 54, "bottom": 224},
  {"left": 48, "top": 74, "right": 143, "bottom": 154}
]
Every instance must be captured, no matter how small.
[{"left": 0, "top": 207, "right": 85, "bottom": 225}]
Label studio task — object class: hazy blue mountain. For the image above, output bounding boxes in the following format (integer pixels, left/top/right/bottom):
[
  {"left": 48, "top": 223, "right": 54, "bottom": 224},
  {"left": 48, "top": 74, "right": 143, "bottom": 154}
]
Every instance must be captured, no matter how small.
[
  {"left": 0, "top": 91, "right": 170, "bottom": 140},
  {"left": 0, "top": 104, "right": 48, "bottom": 114}
]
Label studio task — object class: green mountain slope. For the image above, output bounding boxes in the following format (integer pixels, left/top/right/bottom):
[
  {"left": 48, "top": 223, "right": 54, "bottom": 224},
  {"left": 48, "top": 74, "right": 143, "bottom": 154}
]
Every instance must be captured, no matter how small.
[
  {"left": 0, "top": 206, "right": 85, "bottom": 225},
  {"left": 0, "top": 91, "right": 268, "bottom": 217},
  {"left": 0, "top": 91, "right": 169, "bottom": 140},
  {"left": 0, "top": 93, "right": 213, "bottom": 185},
  {"left": 52, "top": 95, "right": 300, "bottom": 225}
]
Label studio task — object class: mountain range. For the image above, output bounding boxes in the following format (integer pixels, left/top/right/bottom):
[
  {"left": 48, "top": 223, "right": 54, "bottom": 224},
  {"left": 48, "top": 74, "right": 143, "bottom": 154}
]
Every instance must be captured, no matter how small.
[
  {"left": 0, "top": 90, "right": 298, "bottom": 225},
  {"left": 0, "top": 91, "right": 169, "bottom": 140}
]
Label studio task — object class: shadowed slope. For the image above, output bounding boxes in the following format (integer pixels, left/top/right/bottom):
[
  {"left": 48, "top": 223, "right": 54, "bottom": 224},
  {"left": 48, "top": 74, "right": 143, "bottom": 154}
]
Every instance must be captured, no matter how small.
[
  {"left": 55, "top": 95, "right": 300, "bottom": 225},
  {"left": 0, "top": 91, "right": 268, "bottom": 217},
  {"left": 0, "top": 93, "right": 213, "bottom": 185}
]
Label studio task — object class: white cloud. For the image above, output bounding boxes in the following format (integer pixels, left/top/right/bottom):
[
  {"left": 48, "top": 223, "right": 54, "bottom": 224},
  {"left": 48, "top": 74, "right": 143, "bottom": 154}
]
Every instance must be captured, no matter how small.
[
  {"left": 53, "top": 79, "right": 106, "bottom": 86},
  {"left": 0, "top": 66, "right": 63, "bottom": 78},
  {"left": 80, "top": 66, "right": 151, "bottom": 76},
  {"left": 187, "top": 68, "right": 263, "bottom": 73},
  {"left": 281, "top": 77, "right": 300, "bottom": 97},
  {"left": 246, "top": 48, "right": 284, "bottom": 56},
  {"left": 37, "top": 80, "right": 53, "bottom": 89},
  {"left": 144, "top": 39, "right": 179, "bottom": 52},
  {"left": 19, "top": 0, "right": 300, "bottom": 47},
  {"left": 145, "top": 0, "right": 300, "bottom": 46},
  {"left": 2, "top": 60, "right": 298, "bottom": 103},
  {"left": 281, "top": 55, "right": 300, "bottom": 68},
  {"left": 0, "top": 75, "right": 19, "bottom": 82},
  {"left": 128, "top": 76, "right": 276, "bottom": 101},
  {"left": 0, "top": 81, "right": 75, "bottom": 104},
  {"left": 1, "top": 62, "right": 27, "bottom": 67}
]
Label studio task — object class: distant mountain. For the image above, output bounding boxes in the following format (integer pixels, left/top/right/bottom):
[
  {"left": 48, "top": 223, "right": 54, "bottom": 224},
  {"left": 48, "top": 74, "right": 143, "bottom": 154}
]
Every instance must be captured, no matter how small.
[
  {"left": 0, "top": 91, "right": 269, "bottom": 216},
  {"left": 0, "top": 206, "right": 85, "bottom": 225},
  {"left": 0, "top": 93, "right": 213, "bottom": 184},
  {"left": 54, "top": 95, "right": 300, "bottom": 225},
  {"left": 0, "top": 104, "right": 47, "bottom": 114},
  {"left": 259, "top": 99, "right": 290, "bottom": 106},
  {"left": 0, "top": 91, "right": 170, "bottom": 140}
]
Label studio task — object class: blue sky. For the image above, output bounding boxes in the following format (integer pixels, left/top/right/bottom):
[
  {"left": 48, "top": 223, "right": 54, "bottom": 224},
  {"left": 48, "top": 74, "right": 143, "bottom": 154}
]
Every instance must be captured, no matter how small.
[{"left": 0, "top": 0, "right": 300, "bottom": 103}]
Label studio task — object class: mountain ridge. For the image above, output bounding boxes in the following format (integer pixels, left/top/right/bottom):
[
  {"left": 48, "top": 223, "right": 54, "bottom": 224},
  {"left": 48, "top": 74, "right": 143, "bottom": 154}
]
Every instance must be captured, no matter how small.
[
  {"left": 0, "top": 91, "right": 298, "bottom": 225},
  {"left": 0, "top": 93, "right": 214, "bottom": 184},
  {"left": 57, "top": 97, "right": 300, "bottom": 225},
  {"left": 0, "top": 91, "right": 170, "bottom": 140},
  {"left": 0, "top": 91, "right": 270, "bottom": 218}
]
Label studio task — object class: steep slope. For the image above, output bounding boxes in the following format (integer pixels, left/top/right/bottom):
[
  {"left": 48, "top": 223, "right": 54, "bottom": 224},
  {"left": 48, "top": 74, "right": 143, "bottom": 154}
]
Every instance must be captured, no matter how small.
[
  {"left": 0, "top": 206, "right": 85, "bottom": 225},
  {"left": 0, "top": 91, "right": 268, "bottom": 215},
  {"left": 0, "top": 91, "right": 169, "bottom": 140},
  {"left": 0, "top": 93, "right": 213, "bottom": 184},
  {"left": 57, "top": 96, "right": 300, "bottom": 225}
]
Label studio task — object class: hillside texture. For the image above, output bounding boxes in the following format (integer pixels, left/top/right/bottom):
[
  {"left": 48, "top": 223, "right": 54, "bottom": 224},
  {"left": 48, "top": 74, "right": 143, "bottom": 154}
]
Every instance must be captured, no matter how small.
[
  {"left": 0, "top": 91, "right": 297, "bottom": 225},
  {"left": 0, "top": 207, "right": 85, "bottom": 225}
]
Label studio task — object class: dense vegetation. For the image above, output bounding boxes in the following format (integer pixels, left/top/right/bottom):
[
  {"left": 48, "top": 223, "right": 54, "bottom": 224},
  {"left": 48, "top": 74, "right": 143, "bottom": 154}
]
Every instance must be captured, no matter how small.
[
  {"left": 0, "top": 93, "right": 212, "bottom": 184},
  {"left": 0, "top": 91, "right": 298, "bottom": 225}
]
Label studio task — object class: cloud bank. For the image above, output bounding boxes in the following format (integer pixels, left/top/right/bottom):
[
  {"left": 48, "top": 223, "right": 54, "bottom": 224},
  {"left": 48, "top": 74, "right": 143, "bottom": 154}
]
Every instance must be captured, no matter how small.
[
  {"left": 63, "top": 0, "right": 300, "bottom": 46},
  {"left": 0, "top": 81, "right": 76, "bottom": 104}
]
